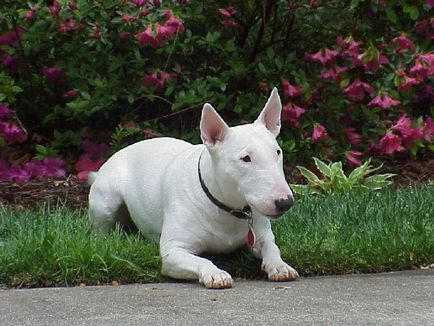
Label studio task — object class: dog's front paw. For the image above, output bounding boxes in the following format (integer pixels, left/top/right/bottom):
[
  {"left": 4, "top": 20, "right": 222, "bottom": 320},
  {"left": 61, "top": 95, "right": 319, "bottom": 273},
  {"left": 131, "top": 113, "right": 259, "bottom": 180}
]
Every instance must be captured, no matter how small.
[
  {"left": 263, "top": 261, "right": 299, "bottom": 282},
  {"left": 199, "top": 269, "right": 233, "bottom": 289}
]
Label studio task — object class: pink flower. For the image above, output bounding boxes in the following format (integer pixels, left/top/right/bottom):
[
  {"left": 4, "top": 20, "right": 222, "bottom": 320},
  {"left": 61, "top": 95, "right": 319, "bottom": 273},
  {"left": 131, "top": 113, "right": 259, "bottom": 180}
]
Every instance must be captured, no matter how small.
[
  {"left": 391, "top": 34, "right": 415, "bottom": 53},
  {"left": 282, "top": 104, "right": 306, "bottom": 128},
  {"left": 140, "top": 9, "right": 151, "bottom": 18},
  {"left": 0, "top": 103, "right": 13, "bottom": 120},
  {"left": 379, "top": 132, "right": 404, "bottom": 154},
  {"left": 24, "top": 8, "right": 38, "bottom": 21},
  {"left": 344, "top": 127, "right": 362, "bottom": 147},
  {"left": 133, "top": 0, "right": 147, "bottom": 7},
  {"left": 218, "top": 6, "right": 237, "bottom": 18},
  {"left": 305, "top": 48, "right": 339, "bottom": 65},
  {"left": 346, "top": 151, "right": 363, "bottom": 167},
  {"left": 281, "top": 79, "right": 302, "bottom": 98},
  {"left": 139, "top": 28, "right": 155, "bottom": 45},
  {"left": 391, "top": 115, "right": 424, "bottom": 149},
  {"left": 8, "top": 165, "right": 32, "bottom": 183},
  {"left": 320, "top": 65, "right": 348, "bottom": 82},
  {"left": 423, "top": 117, "right": 434, "bottom": 141},
  {"left": 57, "top": 18, "right": 82, "bottom": 33},
  {"left": 136, "top": 16, "right": 184, "bottom": 48},
  {"left": 0, "top": 27, "right": 25, "bottom": 47},
  {"left": 392, "top": 115, "right": 412, "bottom": 137},
  {"left": 259, "top": 82, "right": 268, "bottom": 94},
  {"left": 338, "top": 37, "right": 362, "bottom": 58},
  {"left": 164, "top": 15, "right": 185, "bottom": 33},
  {"left": 312, "top": 124, "right": 329, "bottom": 143},
  {"left": 427, "top": 0, "right": 434, "bottom": 8},
  {"left": 75, "top": 157, "right": 105, "bottom": 180},
  {"left": 361, "top": 54, "right": 389, "bottom": 72},
  {"left": 397, "top": 75, "right": 422, "bottom": 91},
  {"left": 62, "top": 89, "right": 79, "bottom": 101},
  {"left": 0, "top": 122, "right": 27, "bottom": 143},
  {"left": 68, "top": 2, "right": 78, "bottom": 10},
  {"left": 43, "top": 66, "right": 65, "bottom": 84},
  {"left": 136, "top": 26, "right": 162, "bottom": 47},
  {"left": 402, "top": 128, "right": 423, "bottom": 149},
  {"left": 367, "top": 94, "right": 401, "bottom": 110},
  {"left": 24, "top": 160, "right": 44, "bottom": 178},
  {"left": 141, "top": 72, "right": 164, "bottom": 92},
  {"left": 415, "top": 20, "right": 428, "bottom": 34},
  {"left": 122, "top": 15, "right": 137, "bottom": 23},
  {"left": 49, "top": 1, "right": 62, "bottom": 16},
  {"left": 156, "top": 24, "right": 175, "bottom": 40},
  {"left": 141, "top": 71, "right": 175, "bottom": 92},
  {"left": 410, "top": 54, "right": 434, "bottom": 77},
  {"left": 39, "top": 158, "right": 66, "bottom": 178},
  {"left": 343, "top": 79, "right": 374, "bottom": 101}
]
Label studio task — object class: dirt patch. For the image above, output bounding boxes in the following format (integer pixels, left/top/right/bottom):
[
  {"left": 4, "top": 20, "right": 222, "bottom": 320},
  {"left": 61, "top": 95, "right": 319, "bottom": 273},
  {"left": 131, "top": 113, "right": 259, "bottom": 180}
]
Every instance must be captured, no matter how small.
[{"left": 1, "top": 158, "right": 433, "bottom": 210}]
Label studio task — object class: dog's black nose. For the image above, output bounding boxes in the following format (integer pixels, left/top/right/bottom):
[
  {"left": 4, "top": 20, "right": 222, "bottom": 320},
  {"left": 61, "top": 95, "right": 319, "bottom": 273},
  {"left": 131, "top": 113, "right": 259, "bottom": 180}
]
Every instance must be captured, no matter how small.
[{"left": 274, "top": 196, "right": 294, "bottom": 213}]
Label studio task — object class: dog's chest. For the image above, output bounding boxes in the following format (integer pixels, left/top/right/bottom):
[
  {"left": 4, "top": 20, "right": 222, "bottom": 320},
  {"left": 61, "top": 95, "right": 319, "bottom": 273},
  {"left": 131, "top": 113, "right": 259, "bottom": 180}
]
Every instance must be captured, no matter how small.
[{"left": 200, "top": 216, "right": 250, "bottom": 253}]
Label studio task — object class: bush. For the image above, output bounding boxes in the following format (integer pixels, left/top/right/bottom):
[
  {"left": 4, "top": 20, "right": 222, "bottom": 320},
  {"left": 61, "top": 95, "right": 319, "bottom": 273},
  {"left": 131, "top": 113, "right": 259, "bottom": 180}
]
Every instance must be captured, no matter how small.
[{"left": 0, "top": 0, "right": 433, "bottom": 180}]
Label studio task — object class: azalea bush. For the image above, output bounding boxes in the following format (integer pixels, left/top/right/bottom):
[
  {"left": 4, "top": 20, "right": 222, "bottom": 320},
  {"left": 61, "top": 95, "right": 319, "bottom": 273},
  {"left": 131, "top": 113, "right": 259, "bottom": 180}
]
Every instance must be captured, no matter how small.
[{"left": 0, "top": 0, "right": 433, "bottom": 182}]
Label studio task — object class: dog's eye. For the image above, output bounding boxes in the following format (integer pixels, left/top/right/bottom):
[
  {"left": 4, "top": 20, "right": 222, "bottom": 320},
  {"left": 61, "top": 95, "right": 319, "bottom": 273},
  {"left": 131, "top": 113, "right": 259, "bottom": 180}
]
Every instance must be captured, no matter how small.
[
  {"left": 277, "top": 149, "right": 281, "bottom": 156},
  {"left": 241, "top": 155, "right": 251, "bottom": 163}
]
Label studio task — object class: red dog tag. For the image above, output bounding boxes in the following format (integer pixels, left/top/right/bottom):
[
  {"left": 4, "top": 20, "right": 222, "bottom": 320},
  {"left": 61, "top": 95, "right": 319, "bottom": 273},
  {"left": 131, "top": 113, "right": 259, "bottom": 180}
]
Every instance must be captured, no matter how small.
[{"left": 247, "top": 227, "right": 255, "bottom": 247}]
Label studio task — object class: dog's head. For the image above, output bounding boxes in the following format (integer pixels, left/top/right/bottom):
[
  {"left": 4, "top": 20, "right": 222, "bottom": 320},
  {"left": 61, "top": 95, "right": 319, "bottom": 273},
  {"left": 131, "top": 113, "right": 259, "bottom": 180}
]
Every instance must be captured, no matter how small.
[{"left": 200, "top": 88, "right": 294, "bottom": 219}]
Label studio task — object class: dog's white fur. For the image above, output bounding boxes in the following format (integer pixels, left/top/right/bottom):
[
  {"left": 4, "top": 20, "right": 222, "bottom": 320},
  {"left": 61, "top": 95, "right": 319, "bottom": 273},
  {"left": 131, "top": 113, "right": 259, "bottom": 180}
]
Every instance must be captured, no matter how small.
[{"left": 88, "top": 88, "right": 299, "bottom": 288}]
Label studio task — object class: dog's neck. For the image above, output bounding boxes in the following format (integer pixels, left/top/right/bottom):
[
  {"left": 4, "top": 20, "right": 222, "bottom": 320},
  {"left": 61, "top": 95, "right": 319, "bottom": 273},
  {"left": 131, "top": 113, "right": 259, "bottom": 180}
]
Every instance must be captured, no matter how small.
[{"left": 198, "top": 149, "right": 248, "bottom": 211}]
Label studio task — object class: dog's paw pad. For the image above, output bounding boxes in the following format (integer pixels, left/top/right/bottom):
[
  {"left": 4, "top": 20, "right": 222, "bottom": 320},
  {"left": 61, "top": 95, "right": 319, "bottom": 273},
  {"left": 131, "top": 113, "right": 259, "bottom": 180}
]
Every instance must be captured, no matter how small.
[
  {"left": 200, "top": 270, "right": 233, "bottom": 289},
  {"left": 266, "top": 263, "right": 299, "bottom": 282}
]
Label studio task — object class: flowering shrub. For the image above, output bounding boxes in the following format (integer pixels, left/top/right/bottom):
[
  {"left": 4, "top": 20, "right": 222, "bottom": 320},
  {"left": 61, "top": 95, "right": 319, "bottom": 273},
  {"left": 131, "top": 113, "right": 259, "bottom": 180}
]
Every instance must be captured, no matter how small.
[{"left": 0, "top": 0, "right": 433, "bottom": 181}]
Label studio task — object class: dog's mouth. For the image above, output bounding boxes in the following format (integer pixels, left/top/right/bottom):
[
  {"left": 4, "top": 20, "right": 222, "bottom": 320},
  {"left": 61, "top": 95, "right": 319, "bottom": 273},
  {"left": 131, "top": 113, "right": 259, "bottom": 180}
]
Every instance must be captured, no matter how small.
[
  {"left": 250, "top": 205, "right": 285, "bottom": 219},
  {"left": 264, "top": 213, "right": 285, "bottom": 219}
]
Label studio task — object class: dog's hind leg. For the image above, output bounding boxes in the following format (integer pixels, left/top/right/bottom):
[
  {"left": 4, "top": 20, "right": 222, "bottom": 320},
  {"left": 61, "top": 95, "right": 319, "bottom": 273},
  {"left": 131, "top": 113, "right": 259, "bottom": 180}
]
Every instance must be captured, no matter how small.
[{"left": 88, "top": 184, "right": 125, "bottom": 233}]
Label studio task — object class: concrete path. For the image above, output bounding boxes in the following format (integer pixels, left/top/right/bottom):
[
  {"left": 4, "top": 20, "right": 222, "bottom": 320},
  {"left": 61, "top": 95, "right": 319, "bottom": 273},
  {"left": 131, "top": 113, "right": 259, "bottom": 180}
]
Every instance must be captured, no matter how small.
[{"left": 1, "top": 269, "right": 433, "bottom": 325}]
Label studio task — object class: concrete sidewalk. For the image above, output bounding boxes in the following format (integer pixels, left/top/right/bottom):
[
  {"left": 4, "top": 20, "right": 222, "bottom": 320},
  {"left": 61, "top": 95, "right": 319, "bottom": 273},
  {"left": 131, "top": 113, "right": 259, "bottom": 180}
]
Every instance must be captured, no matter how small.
[{"left": 1, "top": 269, "right": 433, "bottom": 325}]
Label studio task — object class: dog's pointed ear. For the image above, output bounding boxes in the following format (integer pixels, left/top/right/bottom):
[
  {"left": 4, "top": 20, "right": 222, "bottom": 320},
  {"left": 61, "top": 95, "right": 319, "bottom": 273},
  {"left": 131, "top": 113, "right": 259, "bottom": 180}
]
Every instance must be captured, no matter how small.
[
  {"left": 200, "top": 103, "right": 230, "bottom": 147},
  {"left": 255, "top": 87, "right": 282, "bottom": 137}
]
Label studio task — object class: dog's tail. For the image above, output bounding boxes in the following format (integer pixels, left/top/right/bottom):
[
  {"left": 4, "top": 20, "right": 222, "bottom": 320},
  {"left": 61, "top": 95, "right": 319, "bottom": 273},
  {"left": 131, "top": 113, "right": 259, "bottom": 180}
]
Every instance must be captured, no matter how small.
[{"left": 87, "top": 172, "right": 98, "bottom": 186}]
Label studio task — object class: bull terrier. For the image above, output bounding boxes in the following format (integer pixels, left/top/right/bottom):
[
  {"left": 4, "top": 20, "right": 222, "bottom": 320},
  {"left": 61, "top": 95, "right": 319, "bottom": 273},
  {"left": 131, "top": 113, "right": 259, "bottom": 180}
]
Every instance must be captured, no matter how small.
[{"left": 88, "top": 88, "right": 299, "bottom": 288}]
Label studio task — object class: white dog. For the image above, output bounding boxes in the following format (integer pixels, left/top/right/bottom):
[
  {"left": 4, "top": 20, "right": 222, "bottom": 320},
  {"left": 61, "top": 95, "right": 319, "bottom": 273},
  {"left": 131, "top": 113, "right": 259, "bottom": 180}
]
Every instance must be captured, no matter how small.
[{"left": 88, "top": 88, "right": 299, "bottom": 288}]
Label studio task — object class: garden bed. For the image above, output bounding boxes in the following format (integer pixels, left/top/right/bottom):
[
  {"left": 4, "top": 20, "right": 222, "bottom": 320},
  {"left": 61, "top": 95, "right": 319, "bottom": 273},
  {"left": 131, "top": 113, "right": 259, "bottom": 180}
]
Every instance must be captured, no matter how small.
[{"left": 1, "top": 157, "right": 433, "bottom": 210}]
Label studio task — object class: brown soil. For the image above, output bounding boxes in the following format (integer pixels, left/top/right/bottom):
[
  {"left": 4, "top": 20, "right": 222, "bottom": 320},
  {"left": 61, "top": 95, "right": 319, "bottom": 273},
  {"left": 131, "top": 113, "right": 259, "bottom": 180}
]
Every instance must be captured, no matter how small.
[{"left": 1, "top": 159, "right": 433, "bottom": 210}]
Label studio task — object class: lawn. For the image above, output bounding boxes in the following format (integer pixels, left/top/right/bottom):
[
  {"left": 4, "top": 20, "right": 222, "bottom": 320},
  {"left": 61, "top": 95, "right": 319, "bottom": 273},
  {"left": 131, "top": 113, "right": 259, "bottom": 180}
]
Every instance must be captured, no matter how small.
[{"left": 0, "top": 186, "right": 433, "bottom": 287}]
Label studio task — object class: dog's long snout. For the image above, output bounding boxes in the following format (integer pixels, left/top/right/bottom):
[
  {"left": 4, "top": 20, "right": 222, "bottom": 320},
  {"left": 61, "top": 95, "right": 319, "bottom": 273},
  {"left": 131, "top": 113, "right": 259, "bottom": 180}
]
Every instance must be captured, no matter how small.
[{"left": 274, "top": 195, "right": 294, "bottom": 213}]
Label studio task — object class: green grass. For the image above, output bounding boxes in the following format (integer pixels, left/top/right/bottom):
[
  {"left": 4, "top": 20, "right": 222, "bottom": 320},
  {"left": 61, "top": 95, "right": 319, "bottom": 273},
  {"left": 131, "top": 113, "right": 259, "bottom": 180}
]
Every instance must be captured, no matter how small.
[{"left": 1, "top": 187, "right": 433, "bottom": 287}]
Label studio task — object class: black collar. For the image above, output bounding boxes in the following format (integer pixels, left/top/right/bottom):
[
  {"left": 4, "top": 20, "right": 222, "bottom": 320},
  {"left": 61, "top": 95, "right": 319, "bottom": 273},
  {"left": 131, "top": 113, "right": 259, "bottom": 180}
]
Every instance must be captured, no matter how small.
[{"left": 198, "top": 152, "right": 252, "bottom": 220}]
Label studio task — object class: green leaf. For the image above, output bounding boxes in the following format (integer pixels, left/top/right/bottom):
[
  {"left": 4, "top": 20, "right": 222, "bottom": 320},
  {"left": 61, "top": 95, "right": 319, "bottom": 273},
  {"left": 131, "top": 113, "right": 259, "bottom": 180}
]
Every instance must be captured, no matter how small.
[
  {"left": 364, "top": 174, "right": 395, "bottom": 190},
  {"left": 81, "top": 91, "right": 91, "bottom": 100},
  {"left": 297, "top": 166, "right": 324, "bottom": 186},
  {"left": 290, "top": 184, "right": 322, "bottom": 196},
  {"left": 348, "top": 160, "right": 371, "bottom": 184},
  {"left": 385, "top": 4, "right": 397, "bottom": 23},
  {"left": 350, "top": 0, "right": 360, "bottom": 10},
  {"left": 340, "top": 79, "right": 350, "bottom": 88},
  {"left": 313, "top": 157, "right": 331, "bottom": 179}
]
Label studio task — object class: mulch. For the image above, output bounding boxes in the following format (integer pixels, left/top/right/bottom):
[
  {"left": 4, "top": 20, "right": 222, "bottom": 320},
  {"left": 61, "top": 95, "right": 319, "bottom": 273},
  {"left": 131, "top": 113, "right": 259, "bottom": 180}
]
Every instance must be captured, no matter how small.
[{"left": 1, "top": 158, "right": 433, "bottom": 210}]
